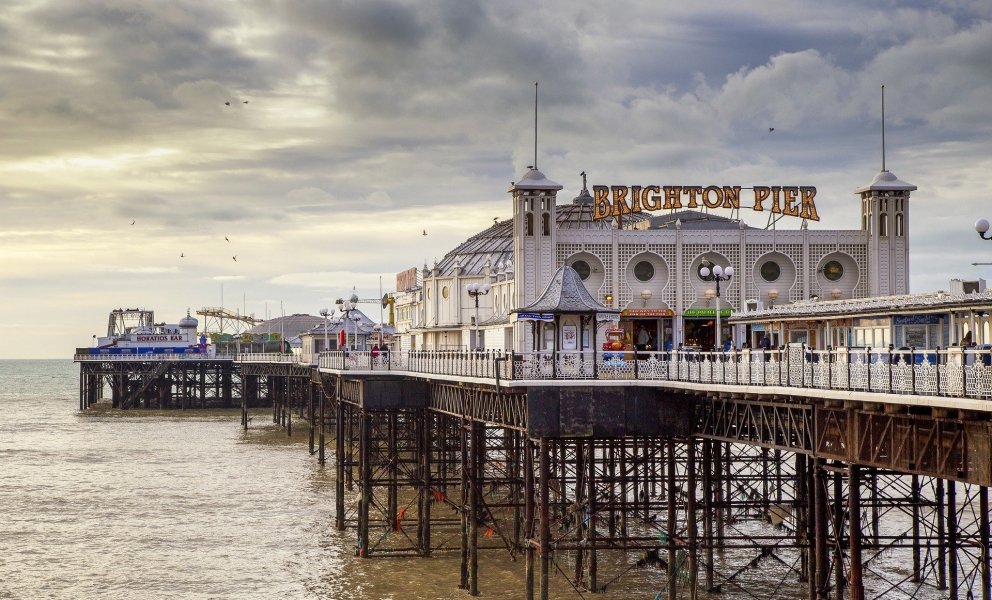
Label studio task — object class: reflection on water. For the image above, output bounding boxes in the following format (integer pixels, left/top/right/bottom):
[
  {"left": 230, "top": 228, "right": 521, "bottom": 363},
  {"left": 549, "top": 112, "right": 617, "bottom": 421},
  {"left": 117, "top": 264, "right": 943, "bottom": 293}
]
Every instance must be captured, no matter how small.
[{"left": 0, "top": 361, "right": 955, "bottom": 599}]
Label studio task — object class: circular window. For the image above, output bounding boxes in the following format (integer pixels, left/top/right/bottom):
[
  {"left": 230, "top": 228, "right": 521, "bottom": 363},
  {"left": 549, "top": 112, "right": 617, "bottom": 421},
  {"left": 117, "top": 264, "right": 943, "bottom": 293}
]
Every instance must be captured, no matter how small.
[
  {"left": 442, "top": 286, "right": 449, "bottom": 299},
  {"left": 633, "top": 260, "right": 655, "bottom": 282},
  {"left": 823, "top": 260, "right": 844, "bottom": 282},
  {"left": 760, "top": 260, "right": 781, "bottom": 282},
  {"left": 571, "top": 260, "right": 591, "bottom": 280}
]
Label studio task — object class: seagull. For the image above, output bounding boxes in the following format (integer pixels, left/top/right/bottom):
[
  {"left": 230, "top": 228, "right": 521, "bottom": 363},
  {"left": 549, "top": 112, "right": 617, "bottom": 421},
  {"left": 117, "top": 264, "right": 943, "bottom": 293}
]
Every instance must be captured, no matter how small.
[
  {"left": 180, "top": 253, "right": 184, "bottom": 258},
  {"left": 131, "top": 220, "right": 135, "bottom": 225},
  {"left": 768, "top": 127, "right": 775, "bottom": 132},
  {"left": 493, "top": 217, "right": 498, "bottom": 225},
  {"left": 224, "top": 102, "right": 230, "bottom": 106},
  {"left": 225, "top": 236, "right": 229, "bottom": 242},
  {"left": 422, "top": 230, "right": 427, "bottom": 236},
  {"left": 243, "top": 101, "right": 248, "bottom": 104},
  {"left": 232, "top": 255, "right": 237, "bottom": 262}
]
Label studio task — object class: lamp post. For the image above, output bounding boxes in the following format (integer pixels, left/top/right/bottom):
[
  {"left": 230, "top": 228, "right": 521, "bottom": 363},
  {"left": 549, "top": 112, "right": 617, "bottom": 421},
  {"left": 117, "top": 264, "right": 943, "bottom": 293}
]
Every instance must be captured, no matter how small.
[
  {"left": 699, "top": 260, "right": 735, "bottom": 351},
  {"left": 466, "top": 282, "right": 491, "bottom": 351},
  {"left": 319, "top": 308, "right": 333, "bottom": 355},
  {"left": 976, "top": 218, "right": 991, "bottom": 240},
  {"left": 351, "top": 312, "right": 362, "bottom": 350}
]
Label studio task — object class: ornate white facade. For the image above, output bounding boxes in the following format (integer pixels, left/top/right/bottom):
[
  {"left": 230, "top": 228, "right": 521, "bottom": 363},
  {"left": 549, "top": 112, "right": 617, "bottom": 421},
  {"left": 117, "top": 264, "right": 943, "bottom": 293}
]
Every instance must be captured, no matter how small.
[{"left": 400, "top": 166, "right": 915, "bottom": 352}]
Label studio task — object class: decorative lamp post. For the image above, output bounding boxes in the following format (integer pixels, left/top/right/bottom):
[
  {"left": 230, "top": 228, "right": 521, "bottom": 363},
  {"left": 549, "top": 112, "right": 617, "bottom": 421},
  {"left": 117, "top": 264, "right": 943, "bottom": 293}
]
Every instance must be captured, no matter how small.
[
  {"left": 831, "top": 288, "right": 842, "bottom": 300},
  {"left": 699, "top": 260, "right": 734, "bottom": 351},
  {"left": 768, "top": 289, "right": 779, "bottom": 307},
  {"left": 976, "top": 218, "right": 991, "bottom": 240},
  {"left": 319, "top": 308, "right": 333, "bottom": 354},
  {"left": 641, "top": 290, "right": 652, "bottom": 306},
  {"left": 351, "top": 312, "right": 362, "bottom": 350},
  {"left": 466, "top": 282, "right": 492, "bottom": 350}
]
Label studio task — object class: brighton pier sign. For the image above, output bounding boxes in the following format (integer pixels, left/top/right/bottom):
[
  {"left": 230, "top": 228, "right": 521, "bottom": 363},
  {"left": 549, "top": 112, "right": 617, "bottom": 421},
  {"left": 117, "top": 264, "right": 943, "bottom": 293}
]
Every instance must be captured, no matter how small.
[{"left": 592, "top": 185, "right": 819, "bottom": 222}]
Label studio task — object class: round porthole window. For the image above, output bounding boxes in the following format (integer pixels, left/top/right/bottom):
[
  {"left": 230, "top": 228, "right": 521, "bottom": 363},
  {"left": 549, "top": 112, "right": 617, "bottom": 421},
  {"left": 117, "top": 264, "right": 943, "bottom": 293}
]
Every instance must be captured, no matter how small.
[
  {"left": 442, "top": 286, "right": 449, "bottom": 299},
  {"left": 823, "top": 260, "right": 844, "bottom": 282},
  {"left": 571, "top": 260, "right": 591, "bottom": 280},
  {"left": 760, "top": 260, "right": 781, "bottom": 282},
  {"left": 633, "top": 260, "right": 655, "bottom": 282}
]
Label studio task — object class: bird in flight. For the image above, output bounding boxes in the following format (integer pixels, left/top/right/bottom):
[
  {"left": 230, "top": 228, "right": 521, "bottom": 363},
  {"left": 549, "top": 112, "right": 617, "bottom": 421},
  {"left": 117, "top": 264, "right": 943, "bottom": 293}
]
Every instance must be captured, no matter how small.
[
  {"left": 180, "top": 253, "right": 185, "bottom": 258},
  {"left": 225, "top": 102, "right": 230, "bottom": 106},
  {"left": 422, "top": 230, "right": 427, "bottom": 236},
  {"left": 243, "top": 101, "right": 248, "bottom": 104},
  {"left": 232, "top": 255, "right": 237, "bottom": 262},
  {"left": 768, "top": 127, "right": 775, "bottom": 132},
  {"left": 225, "top": 236, "right": 229, "bottom": 242},
  {"left": 131, "top": 220, "right": 135, "bottom": 225}
]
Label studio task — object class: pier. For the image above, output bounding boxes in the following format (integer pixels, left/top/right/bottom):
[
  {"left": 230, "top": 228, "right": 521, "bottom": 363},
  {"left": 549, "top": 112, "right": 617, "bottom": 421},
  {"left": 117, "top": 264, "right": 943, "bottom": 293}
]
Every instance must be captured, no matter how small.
[{"left": 77, "top": 344, "right": 992, "bottom": 599}]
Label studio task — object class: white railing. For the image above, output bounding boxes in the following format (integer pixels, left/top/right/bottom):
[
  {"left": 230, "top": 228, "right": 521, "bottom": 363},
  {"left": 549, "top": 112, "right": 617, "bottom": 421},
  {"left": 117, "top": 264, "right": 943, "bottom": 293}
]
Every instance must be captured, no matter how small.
[
  {"left": 236, "top": 353, "right": 302, "bottom": 363},
  {"left": 74, "top": 353, "right": 235, "bottom": 362},
  {"left": 317, "top": 346, "right": 992, "bottom": 401}
]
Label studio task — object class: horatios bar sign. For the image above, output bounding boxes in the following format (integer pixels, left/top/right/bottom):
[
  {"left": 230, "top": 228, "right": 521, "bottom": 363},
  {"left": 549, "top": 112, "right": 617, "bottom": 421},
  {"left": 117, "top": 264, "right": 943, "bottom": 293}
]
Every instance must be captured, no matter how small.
[{"left": 592, "top": 185, "right": 819, "bottom": 222}]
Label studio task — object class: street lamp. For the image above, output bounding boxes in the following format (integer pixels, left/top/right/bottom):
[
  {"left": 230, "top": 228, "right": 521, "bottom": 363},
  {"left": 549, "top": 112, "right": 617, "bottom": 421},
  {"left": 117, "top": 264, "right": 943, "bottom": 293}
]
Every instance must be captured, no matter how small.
[
  {"left": 976, "top": 218, "right": 991, "bottom": 240},
  {"left": 466, "top": 282, "right": 491, "bottom": 350},
  {"left": 319, "top": 308, "right": 333, "bottom": 354},
  {"left": 351, "top": 312, "right": 362, "bottom": 350},
  {"left": 641, "top": 290, "right": 652, "bottom": 306},
  {"left": 699, "top": 260, "right": 734, "bottom": 351}
]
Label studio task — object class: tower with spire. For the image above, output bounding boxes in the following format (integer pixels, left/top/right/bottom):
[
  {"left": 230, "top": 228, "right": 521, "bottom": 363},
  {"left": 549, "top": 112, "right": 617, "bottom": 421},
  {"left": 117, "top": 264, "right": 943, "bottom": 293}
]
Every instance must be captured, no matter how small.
[
  {"left": 856, "top": 85, "right": 915, "bottom": 297},
  {"left": 509, "top": 167, "right": 562, "bottom": 348}
]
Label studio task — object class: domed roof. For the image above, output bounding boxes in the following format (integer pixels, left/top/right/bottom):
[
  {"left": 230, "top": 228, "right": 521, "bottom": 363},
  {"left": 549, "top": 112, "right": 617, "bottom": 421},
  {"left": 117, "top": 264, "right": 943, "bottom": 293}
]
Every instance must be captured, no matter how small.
[
  {"left": 179, "top": 310, "right": 198, "bottom": 328},
  {"left": 435, "top": 219, "right": 513, "bottom": 277},
  {"left": 508, "top": 168, "right": 563, "bottom": 192},
  {"left": 854, "top": 170, "right": 917, "bottom": 193}
]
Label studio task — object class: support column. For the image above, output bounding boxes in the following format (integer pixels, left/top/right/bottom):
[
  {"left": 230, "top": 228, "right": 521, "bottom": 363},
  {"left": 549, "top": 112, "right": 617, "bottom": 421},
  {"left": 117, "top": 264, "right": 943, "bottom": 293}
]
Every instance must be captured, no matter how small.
[
  {"left": 815, "top": 458, "right": 829, "bottom": 600},
  {"left": 335, "top": 401, "right": 345, "bottom": 531},
  {"left": 388, "top": 412, "right": 399, "bottom": 532},
  {"left": 848, "top": 464, "right": 863, "bottom": 600},
  {"left": 357, "top": 408, "right": 372, "bottom": 558},
  {"left": 938, "top": 478, "right": 947, "bottom": 590},
  {"left": 588, "top": 438, "right": 598, "bottom": 593},
  {"left": 667, "top": 438, "right": 678, "bottom": 600},
  {"left": 459, "top": 418, "right": 469, "bottom": 590},
  {"left": 948, "top": 480, "right": 958, "bottom": 600},
  {"left": 539, "top": 438, "right": 551, "bottom": 600},
  {"left": 687, "top": 438, "right": 698, "bottom": 600},
  {"left": 911, "top": 474, "right": 921, "bottom": 582},
  {"left": 981, "top": 485, "right": 990, "bottom": 600},
  {"left": 469, "top": 421, "right": 480, "bottom": 596},
  {"left": 703, "top": 439, "right": 715, "bottom": 592},
  {"left": 833, "top": 465, "right": 845, "bottom": 600},
  {"left": 418, "top": 409, "right": 432, "bottom": 557},
  {"left": 525, "top": 437, "right": 535, "bottom": 600}
]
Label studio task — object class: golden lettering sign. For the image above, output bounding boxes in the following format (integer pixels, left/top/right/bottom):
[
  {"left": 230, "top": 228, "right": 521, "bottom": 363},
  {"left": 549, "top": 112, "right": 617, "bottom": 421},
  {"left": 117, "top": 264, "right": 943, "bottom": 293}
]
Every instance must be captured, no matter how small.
[{"left": 592, "top": 185, "right": 819, "bottom": 222}]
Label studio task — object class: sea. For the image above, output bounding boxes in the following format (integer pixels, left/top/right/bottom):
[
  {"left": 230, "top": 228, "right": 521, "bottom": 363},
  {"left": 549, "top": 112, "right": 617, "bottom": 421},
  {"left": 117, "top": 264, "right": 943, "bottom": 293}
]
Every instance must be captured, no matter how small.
[{"left": 0, "top": 360, "right": 964, "bottom": 599}]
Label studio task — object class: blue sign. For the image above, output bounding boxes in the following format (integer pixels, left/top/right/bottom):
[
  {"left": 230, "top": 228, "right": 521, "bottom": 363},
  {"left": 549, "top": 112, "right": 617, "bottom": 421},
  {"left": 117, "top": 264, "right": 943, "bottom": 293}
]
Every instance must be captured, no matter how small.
[
  {"left": 893, "top": 314, "right": 941, "bottom": 325},
  {"left": 516, "top": 313, "right": 554, "bottom": 321}
]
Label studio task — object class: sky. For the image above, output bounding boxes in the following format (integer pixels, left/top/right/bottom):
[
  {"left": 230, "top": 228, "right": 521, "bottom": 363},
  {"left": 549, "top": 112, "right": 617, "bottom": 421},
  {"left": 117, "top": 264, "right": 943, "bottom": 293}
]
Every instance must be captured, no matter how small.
[{"left": 2, "top": 0, "right": 991, "bottom": 358}]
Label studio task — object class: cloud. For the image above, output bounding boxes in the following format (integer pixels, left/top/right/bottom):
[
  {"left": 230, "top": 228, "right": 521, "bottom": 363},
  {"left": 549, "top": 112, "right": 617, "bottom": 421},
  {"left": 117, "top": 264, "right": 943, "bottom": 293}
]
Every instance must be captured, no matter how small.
[{"left": 1, "top": 0, "right": 992, "bottom": 356}]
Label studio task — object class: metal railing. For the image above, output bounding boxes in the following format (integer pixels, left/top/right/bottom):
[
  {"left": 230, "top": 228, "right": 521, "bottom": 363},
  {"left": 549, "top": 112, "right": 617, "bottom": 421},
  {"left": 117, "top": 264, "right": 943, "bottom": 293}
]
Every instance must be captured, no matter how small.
[
  {"left": 316, "top": 346, "right": 992, "bottom": 400},
  {"left": 74, "top": 353, "right": 235, "bottom": 362},
  {"left": 236, "top": 353, "right": 302, "bottom": 363}
]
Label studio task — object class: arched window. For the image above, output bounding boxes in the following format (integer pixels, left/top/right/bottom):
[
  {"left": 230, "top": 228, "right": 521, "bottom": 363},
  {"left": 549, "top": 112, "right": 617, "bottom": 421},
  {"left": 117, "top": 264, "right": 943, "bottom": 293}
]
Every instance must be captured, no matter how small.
[
  {"left": 542, "top": 213, "right": 551, "bottom": 236},
  {"left": 525, "top": 213, "right": 534, "bottom": 236},
  {"left": 895, "top": 213, "right": 904, "bottom": 237},
  {"left": 879, "top": 213, "right": 888, "bottom": 237}
]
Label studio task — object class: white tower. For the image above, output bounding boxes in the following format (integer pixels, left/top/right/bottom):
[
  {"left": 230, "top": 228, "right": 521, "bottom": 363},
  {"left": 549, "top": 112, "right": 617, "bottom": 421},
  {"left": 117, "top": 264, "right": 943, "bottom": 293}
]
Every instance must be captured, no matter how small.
[
  {"left": 856, "top": 170, "right": 915, "bottom": 296},
  {"left": 510, "top": 168, "right": 562, "bottom": 349}
]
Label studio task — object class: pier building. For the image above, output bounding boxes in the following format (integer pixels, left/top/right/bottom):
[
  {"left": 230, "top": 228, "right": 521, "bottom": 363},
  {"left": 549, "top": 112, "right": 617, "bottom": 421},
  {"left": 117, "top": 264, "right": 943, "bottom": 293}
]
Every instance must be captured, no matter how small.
[{"left": 400, "top": 166, "right": 915, "bottom": 355}]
